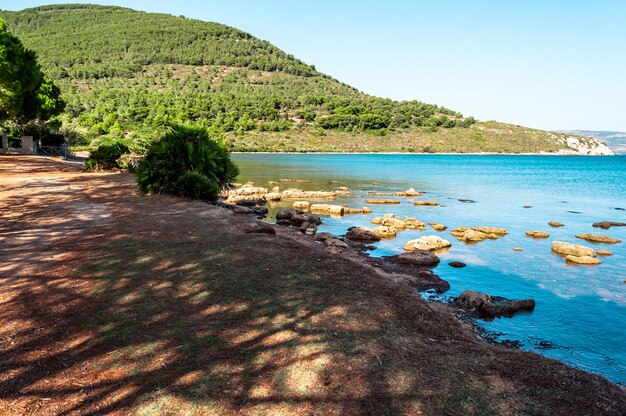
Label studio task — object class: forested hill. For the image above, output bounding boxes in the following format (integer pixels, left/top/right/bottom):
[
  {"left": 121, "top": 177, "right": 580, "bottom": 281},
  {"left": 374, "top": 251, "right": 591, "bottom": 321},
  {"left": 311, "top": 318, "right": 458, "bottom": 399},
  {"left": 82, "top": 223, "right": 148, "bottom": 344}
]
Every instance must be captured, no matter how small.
[{"left": 0, "top": 4, "right": 604, "bottom": 153}]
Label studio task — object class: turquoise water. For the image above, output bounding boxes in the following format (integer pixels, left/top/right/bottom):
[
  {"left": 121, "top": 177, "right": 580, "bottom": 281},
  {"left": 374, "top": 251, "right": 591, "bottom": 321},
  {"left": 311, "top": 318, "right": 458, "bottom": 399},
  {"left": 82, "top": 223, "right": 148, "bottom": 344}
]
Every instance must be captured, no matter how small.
[{"left": 232, "top": 154, "right": 626, "bottom": 384}]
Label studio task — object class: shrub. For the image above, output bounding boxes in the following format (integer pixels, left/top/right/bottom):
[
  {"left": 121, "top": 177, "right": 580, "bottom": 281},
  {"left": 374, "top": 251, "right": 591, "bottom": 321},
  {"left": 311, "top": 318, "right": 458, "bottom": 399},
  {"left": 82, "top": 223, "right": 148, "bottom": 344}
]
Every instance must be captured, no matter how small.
[
  {"left": 136, "top": 125, "right": 239, "bottom": 202},
  {"left": 83, "top": 142, "right": 129, "bottom": 170}
]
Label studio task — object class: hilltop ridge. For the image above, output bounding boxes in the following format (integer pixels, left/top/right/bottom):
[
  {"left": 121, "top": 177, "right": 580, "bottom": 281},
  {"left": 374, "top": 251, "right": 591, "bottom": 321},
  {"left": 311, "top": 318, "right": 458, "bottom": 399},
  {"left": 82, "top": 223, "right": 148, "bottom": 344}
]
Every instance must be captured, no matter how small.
[{"left": 0, "top": 4, "right": 612, "bottom": 154}]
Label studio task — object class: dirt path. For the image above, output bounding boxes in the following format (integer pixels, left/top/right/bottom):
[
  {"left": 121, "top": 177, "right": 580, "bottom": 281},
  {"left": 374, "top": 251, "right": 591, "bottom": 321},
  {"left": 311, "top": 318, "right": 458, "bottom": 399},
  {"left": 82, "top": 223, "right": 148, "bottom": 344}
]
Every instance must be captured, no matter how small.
[{"left": 1, "top": 155, "right": 624, "bottom": 415}]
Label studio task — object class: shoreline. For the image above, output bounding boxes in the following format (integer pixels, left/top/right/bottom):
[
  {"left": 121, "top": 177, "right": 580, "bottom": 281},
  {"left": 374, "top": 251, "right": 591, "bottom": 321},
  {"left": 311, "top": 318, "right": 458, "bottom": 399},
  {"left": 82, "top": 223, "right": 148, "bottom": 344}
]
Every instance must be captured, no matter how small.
[
  {"left": 232, "top": 151, "right": 618, "bottom": 156},
  {"left": 1, "top": 155, "right": 624, "bottom": 414}
]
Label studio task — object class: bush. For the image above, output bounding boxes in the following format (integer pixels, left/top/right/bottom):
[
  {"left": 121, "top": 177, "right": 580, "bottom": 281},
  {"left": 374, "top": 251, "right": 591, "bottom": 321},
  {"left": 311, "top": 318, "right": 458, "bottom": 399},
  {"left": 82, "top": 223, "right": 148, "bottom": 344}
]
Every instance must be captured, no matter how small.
[
  {"left": 136, "top": 125, "right": 239, "bottom": 202},
  {"left": 83, "top": 142, "right": 129, "bottom": 170}
]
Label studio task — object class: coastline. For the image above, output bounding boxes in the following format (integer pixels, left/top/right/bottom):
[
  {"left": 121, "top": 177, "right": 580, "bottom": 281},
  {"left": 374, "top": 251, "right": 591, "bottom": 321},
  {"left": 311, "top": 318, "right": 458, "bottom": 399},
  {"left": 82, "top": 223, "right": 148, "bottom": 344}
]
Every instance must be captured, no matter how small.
[
  {"left": 2, "top": 155, "right": 624, "bottom": 414},
  {"left": 232, "top": 151, "right": 617, "bottom": 156}
]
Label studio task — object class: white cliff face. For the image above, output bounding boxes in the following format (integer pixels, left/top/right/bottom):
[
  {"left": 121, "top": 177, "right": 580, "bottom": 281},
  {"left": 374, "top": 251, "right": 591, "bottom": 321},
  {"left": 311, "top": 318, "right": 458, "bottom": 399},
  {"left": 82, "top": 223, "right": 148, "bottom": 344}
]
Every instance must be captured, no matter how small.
[{"left": 555, "top": 136, "right": 614, "bottom": 156}]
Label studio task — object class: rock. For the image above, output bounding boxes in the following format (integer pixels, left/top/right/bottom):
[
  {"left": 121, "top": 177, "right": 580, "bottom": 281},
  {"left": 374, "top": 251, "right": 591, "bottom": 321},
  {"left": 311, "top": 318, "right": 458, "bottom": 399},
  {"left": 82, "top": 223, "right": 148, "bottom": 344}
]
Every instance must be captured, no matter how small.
[
  {"left": 315, "top": 232, "right": 334, "bottom": 242},
  {"left": 448, "top": 261, "right": 466, "bottom": 268},
  {"left": 455, "top": 290, "right": 535, "bottom": 318},
  {"left": 310, "top": 204, "right": 344, "bottom": 215},
  {"left": 292, "top": 201, "right": 310, "bottom": 210},
  {"left": 282, "top": 189, "right": 336, "bottom": 199},
  {"left": 276, "top": 209, "right": 295, "bottom": 220},
  {"left": 296, "top": 179, "right": 311, "bottom": 183},
  {"left": 458, "top": 199, "right": 475, "bottom": 203},
  {"left": 551, "top": 241, "right": 596, "bottom": 257},
  {"left": 404, "top": 235, "right": 451, "bottom": 252},
  {"left": 473, "top": 226, "right": 508, "bottom": 235},
  {"left": 264, "top": 192, "right": 282, "bottom": 201},
  {"left": 370, "top": 214, "right": 425, "bottom": 231},
  {"left": 396, "top": 188, "right": 422, "bottom": 197},
  {"left": 365, "top": 199, "right": 401, "bottom": 204},
  {"left": 235, "top": 198, "right": 266, "bottom": 206},
  {"left": 548, "top": 221, "right": 564, "bottom": 227},
  {"left": 268, "top": 181, "right": 279, "bottom": 185},
  {"left": 566, "top": 255, "right": 602, "bottom": 265},
  {"left": 575, "top": 234, "right": 622, "bottom": 244},
  {"left": 343, "top": 207, "right": 364, "bottom": 214},
  {"left": 592, "top": 221, "right": 626, "bottom": 229},
  {"left": 289, "top": 213, "right": 310, "bottom": 226},
  {"left": 597, "top": 250, "right": 613, "bottom": 256},
  {"left": 232, "top": 205, "right": 254, "bottom": 214},
  {"left": 345, "top": 227, "right": 382, "bottom": 242},
  {"left": 299, "top": 222, "right": 317, "bottom": 235},
  {"left": 271, "top": 186, "right": 280, "bottom": 192},
  {"left": 370, "top": 226, "right": 397, "bottom": 239},
  {"left": 526, "top": 231, "right": 550, "bottom": 238},
  {"left": 335, "top": 186, "right": 349, "bottom": 191},
  {"left": 397, "top": 250, "right": 440, "bottom": 267},
  {"left": 362, "top": 207, "right": 372, "bottom": 214},
  {"left": 230, "top": 186, "right": 268, "bottom": 196},
  {"left": 412, "top": 200, "right": 439, "bottom": 206},
  {"left": 523, "top": 205, "right": 532, "bottom": 208},
  {"left": 251, "top": 206, "right": 269, "bottom": 216},
  {"left": 367, "top": 191, "right": 393, "bottom": 196},
  {"left": 429, "top": 222, "right": 447, "bottom": 231},
  {"left": 276, "top": 219, "right": 292, "bottom": 226},
  {"left": 279, "top": 178, "right": 292, "bottom": 182},
  {"left": 243, "top": 221, "right": 276, "bottom": 235},
  {"left": 513, "top": 247, "right": 524, "bottom": 251},
  {"left": 458, "top": 229, "right": 488, "bottom": 242},
  {"left": 324, "top": 238, "right": 349, "bottom": 249},
  {"left": 306, "top": 215, "right": 322, "bottom": 225}
]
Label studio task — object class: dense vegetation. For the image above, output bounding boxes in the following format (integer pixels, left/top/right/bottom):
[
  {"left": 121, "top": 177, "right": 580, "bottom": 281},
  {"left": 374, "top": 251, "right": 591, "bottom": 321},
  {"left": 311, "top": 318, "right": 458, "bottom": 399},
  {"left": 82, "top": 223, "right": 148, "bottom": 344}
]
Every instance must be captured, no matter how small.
[
  {"left": 0, "top": 4, "right": 573, "bottom": 153},
  {"left": 0, "top": 18, "right": 64, "bottom": 143},
  {"left": 137, "top": 125, "right": 239, "bottom": 201}
]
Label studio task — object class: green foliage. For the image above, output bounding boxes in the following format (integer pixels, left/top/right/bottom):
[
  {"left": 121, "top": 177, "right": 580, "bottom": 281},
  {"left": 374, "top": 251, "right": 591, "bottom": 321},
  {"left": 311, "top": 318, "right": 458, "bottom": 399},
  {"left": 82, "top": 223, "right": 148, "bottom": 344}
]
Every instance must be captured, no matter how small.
[
  {"left": 84, "top": 142, "right": 130, "bottom": 171},
  {"left": 136, "top": 125, "right": 239, "bottom": 202},
  {"left": 0, "top": 19, "right": 64, "bottom": 124},
  {"left": 0, "top": 5, "right": 477, "bottom": 149}
]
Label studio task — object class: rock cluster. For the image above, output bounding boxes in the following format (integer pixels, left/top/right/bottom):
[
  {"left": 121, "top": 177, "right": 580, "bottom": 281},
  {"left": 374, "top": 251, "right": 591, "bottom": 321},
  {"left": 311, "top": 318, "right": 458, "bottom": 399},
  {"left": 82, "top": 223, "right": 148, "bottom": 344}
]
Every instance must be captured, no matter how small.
[
  {"left": 275, "top": 209, "right": 322, "bottom": 230},
  {"left": 450, "top": 226, "right": 507, "bottom": 243},
  {"left": 370, "top": 214, "right": 426, "bottom": 230}
]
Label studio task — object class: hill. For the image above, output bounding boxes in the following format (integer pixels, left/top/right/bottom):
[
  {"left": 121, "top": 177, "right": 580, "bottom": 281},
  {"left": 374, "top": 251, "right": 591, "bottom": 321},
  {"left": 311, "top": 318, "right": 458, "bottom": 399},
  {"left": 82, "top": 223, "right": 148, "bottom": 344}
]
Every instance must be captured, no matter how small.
[
  {"left": 0, "top": 4, "right": 612, "bottom": 154},
  {"left": 557, "top": 130, "right": 626, "bottom": 154}
]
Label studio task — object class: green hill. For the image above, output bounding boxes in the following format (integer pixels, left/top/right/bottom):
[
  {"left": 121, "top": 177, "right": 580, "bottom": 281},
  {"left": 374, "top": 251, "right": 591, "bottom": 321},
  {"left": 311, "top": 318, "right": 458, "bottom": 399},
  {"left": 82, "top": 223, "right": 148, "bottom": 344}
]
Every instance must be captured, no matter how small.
[{"left": 0, "top": 4, "right": 601, "bottom": 153}]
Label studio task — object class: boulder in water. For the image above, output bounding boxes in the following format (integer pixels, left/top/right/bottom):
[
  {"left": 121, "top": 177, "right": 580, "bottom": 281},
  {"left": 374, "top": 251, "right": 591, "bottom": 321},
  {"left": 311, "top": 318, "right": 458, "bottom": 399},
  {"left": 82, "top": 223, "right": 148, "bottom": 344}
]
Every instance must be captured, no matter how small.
[
  {"left": 575, "top": 233, "right": 621, "bottom": 244},
  {"left": 551, "top": 241, "right": 596, "bottom": 257},
  {"left": 455, "top": 290, "right": 535, "bottom": 318},
  {"left": 566, "top": 255, "right": 602, "bottom": 265}
]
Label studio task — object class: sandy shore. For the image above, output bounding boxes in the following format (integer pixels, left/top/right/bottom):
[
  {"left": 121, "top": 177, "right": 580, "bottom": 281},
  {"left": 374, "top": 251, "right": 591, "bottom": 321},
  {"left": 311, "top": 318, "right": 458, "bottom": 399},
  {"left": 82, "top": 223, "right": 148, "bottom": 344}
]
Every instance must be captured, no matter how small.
[{"left": 1, "top": 155, "right": 624, "bottom": 415}]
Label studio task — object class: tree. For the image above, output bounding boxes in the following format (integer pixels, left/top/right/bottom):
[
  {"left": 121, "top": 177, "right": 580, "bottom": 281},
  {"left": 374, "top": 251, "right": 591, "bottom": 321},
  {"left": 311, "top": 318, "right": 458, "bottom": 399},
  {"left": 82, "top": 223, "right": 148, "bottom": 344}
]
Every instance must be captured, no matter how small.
[{"left": 0, "top": 19, "right": 64, "bottom": 124}]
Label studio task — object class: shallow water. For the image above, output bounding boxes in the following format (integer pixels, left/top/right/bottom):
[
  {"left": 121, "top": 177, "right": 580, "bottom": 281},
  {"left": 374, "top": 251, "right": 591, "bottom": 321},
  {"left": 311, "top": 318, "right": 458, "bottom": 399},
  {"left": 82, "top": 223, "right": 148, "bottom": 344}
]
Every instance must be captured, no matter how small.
[{"left": 232, "top": 153, "right": 626, "bottom": 384}]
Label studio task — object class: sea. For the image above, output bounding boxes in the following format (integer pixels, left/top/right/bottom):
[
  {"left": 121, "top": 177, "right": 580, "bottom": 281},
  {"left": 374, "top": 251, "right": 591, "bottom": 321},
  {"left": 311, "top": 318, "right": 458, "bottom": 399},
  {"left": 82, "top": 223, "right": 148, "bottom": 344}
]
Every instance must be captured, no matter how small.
[{"left": 232, "top": 153, "right": 626, "bottom": 384}]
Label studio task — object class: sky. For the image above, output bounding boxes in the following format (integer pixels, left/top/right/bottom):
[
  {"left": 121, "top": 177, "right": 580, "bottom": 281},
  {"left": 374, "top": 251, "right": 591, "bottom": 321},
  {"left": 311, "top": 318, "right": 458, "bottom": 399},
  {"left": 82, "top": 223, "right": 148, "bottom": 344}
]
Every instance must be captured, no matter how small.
[{"left": 3, "top": 0, "right": 625, "bottom": 131}]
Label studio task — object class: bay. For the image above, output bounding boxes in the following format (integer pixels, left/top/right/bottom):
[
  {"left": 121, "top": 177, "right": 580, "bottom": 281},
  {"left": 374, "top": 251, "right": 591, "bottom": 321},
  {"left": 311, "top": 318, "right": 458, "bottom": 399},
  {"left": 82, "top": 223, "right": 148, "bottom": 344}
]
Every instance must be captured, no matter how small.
[{"left": 232, "top": 153, "right": 626, "bottom": 384}]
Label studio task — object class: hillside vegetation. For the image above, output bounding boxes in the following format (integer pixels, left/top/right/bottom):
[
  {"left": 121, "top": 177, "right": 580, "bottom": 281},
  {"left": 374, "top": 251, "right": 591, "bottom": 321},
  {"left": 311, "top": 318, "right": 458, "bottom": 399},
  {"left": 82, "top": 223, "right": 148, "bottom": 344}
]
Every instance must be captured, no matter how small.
[{"left": 0, "top": 4, "right": 578, "bottom": 153}]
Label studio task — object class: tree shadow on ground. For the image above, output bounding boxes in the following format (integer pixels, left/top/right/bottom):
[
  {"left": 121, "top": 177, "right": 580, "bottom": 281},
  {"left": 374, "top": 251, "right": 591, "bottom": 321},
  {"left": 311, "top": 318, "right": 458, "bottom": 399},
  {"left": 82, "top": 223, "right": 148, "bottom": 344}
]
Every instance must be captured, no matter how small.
[{"left": 1, "top": 157, "right": 624, "bottom": 415}]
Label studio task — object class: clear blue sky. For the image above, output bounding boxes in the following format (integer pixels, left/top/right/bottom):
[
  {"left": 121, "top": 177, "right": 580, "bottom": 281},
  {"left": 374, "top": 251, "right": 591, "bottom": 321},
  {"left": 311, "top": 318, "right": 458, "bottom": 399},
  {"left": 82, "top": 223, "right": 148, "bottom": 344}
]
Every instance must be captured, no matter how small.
[{"left": 3, "top": 0, "right": 625, "bottom": 131}]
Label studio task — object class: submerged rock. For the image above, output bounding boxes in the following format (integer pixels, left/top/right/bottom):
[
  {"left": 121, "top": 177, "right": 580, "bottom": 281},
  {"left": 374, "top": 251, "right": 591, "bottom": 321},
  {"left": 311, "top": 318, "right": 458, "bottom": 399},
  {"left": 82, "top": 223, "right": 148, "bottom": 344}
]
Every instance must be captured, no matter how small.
[
  {"left": 526, "top": 231, "right": 550, "bottom": 238},
  {"left": 566, "top": 255, "right": 602, "bottom": 265},
  {"left": 548, "top": 221, "right": 564, "bottom": 227},
  {"left": 448, "top": 261, "right": 466, "bottom": 268},
  {"left": 365, "top": 199, "right": 401, "bottom": 204},
  {"left": 412, "top": 200, "right": 439, "bottom": 206},
  {"left": 551, "top": 241, "right": 596, "bottom": 257},
  {"left": 592, "top": 221, "right": 626, "bottom": 229},
  {"left": 597, "top": 249, "right": 613, "bottom": 256},
  {"left": 404, "top": 235, "right": 451, "bottom": 252},
  {"left": 458, "top": 199, "right": 475, "bottom": 203},
  {"left": 455, "top": 290, "right": 535, "bottom": 318},
  {"left": 575, "top": 233, "right": 622, "bottom": 244}
]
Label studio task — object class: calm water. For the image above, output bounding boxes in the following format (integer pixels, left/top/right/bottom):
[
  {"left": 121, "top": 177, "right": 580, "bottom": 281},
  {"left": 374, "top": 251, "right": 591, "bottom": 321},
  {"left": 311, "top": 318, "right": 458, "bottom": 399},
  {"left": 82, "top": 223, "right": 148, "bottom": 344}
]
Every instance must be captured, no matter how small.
[{"left": 232, "top": 154, "right": 626, "bottom": 384}]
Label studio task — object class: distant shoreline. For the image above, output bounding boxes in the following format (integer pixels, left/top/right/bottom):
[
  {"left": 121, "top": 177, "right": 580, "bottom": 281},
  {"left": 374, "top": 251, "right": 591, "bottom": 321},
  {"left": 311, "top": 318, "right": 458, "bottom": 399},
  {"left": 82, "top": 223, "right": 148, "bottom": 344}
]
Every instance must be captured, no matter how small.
[{"left": 232, "top": 151, "right": 617, "bottom": 156}]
